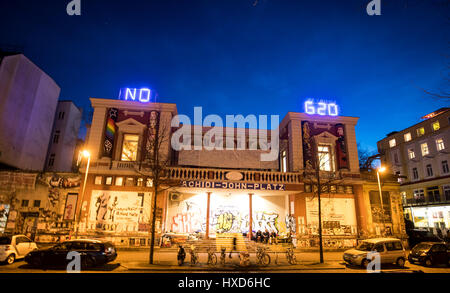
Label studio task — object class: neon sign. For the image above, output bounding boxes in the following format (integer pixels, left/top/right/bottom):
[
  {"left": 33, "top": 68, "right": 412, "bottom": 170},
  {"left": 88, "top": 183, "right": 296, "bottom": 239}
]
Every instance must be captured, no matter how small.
[
  {"left": 119, "top": 88, "right": 152, "bottom": 103},
  {"left": 304, "top": 100, "right": 338, "bottom": 116}
]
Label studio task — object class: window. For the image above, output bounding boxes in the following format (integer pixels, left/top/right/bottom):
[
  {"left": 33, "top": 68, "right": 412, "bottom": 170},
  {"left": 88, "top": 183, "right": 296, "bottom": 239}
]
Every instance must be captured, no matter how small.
[
  {"left": 105, "top": 177, "right": 113, "bottom": 185},
  {"left": 337, "top": 185, "right": 345, "bottom": 194},
  {"left": 280, "top": 150, "right": 287, "bottom": 172},
  {"left": 412, "top": 167, "right": 419, "bottom": 180},
  {"left": 421, "top": 143, "right": 429, "bottom": 156},
  {"left": 374, "top": 243, "right": 385, "bottom": 253},
  {"left": 305, "top": 184, "right": 312, "bottom": 193},
  {"left": 427, "top": 186, "right": 440, "bottom": 202},
  {"left": 436, "top": 138, "right": 445, "bottom": 151},
  {"left": 408, "top": 149, "right": 415, "bottom": 159},
  {"left": 121, "top": 134, "right": 139, "bottom": 161},
  {"left": 137, "top": 178, "right": 144, "bottom": 187},
  {"left": 413, "top": 189, "right": 425, "bottom": 203},
  {"left": 442, "top": 161, "right": 449, "bottom": 174},
  {"left": 443, "top": 185, "right": 450, "bottom": 201},
  {"left": 369, "top": 191, "right": 392, "bottom": 223},
  {"left": 53, "top": 131, "right": 60, "bottom": 144},
  {"left": 115, "top": 177, "right": 124, "bottom": 186},
  {"left": 146, "top": 178, "right": 153, "bottom": 187},
  {"left": 426, "top": 164, "right": 433, "bottom": 177},
  {"left": 21, "top": 200, "right": 29, "bottom": 207},
  {"left": 48, "top": 154, "right": 55, "bottom": 167},
  {"left": 125, "top": 177, "right": 134, "bottom": 186},
  {"left": 404, "top": 132, "right": 411, "bottom": 142},
  {"left": 393, "top": 153, "right": 399, "bottom": 164},
  {"left": 345, "top": 186, "right": 353, "bottom": 194},
  {"left": 386, "top": 241, "right": 403, "bottom": 251},
  {"left": 58, "top": 111, "right": 65, "bottom": 120},
  {"left": 389, "top": 139, "right": 396, "bottom": 148},
  {"left": 432, "top": 121, "right": 440, "bottom": 131},
  {"left": 33, "top": 200, "right": 41, "bottom": 208},
  {"left": 317, "top": 145, "right": 332, "bottom": 171},
  {"left": 416, "top": 127, "right": 425, "bottom": 137},
  {"left": 95, "top": 176, "right": 102, "bottom": 185}
]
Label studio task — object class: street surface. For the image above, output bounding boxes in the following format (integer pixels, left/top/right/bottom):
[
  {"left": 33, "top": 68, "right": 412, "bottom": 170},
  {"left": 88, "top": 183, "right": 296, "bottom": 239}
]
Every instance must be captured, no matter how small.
[{"left": 0, "top": 250, "right": 448, "bottom": 273}]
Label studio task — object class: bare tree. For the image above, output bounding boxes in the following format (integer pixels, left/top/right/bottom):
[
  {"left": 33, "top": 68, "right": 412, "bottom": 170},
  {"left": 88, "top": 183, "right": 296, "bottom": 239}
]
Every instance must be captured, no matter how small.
[
  {"left": 133, "top": 113, "right": 178, "bottom": 264},
  {"left": 357, "top": 143, "right": 378, "bottom": 170}
]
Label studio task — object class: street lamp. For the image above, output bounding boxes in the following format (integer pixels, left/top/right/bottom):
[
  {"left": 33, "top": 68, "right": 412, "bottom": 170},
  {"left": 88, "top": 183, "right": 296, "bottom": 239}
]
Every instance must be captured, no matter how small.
[
  {"left": 74, "top": 150, "right": 91, "bottom": 239},
  {"left": 376, "top": 166, "right": 386, "bottom": 237}
]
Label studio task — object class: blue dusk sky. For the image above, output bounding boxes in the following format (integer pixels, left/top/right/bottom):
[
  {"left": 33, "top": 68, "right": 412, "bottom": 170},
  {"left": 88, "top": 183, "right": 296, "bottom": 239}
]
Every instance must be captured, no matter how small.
[{"left": 0, "top": 0, "right": 449, "bottom": 151}]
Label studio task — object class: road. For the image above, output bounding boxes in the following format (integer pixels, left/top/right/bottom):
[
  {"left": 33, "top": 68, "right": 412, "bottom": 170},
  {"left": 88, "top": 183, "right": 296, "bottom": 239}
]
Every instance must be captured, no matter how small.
[{"left": 0, "top": 250, "right": 449, "bottom": 273}]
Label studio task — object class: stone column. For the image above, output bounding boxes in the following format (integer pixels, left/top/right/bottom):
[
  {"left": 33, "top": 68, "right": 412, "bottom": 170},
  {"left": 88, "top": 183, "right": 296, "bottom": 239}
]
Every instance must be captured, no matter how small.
[
  {"left": 248, "top": 193, "right": 253, "bottom": 240},
  {"left": 206, "top": 192, "right": 211, "bottom": 239}
]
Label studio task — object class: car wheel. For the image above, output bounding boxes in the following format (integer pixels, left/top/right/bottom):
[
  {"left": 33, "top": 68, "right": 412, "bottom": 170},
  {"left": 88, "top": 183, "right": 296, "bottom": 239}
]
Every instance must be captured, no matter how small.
[
  {"left": 396, "top": 258, "right": 405, "bottom": 268},
  {"left": 6, "top": 254, "right": 15, "bottom": 265},
  {"left": 361, "top": 259, "right": 370, "bottom": 269},
  {"left": 425, "top": 258, "right": 433, "bottom": 267}
]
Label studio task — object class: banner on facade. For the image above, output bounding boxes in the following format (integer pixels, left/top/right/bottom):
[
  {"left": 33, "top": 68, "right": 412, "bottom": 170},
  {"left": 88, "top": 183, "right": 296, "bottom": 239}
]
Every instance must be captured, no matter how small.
[
  {"left": 102, "top": 108, "right": 119, "bottom": 157},
  {"left": 180, "top": 180, "right": 286, "bottom": 191},
  {"left": 63, "top": 193, "right": 78, "bottom": 221},
  {"left": 0, "top": 204, "right": 10, "bottom": 233}
]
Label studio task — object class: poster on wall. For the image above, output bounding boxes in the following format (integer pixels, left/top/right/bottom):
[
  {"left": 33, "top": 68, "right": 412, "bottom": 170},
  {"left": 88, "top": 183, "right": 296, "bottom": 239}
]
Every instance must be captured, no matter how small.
[
  {"left": 305, "top": 197, "right": 357, "bottom": 235},
  {"left": 89, "top": 190, "right": 149, "bottom": 232},
  {"left": 63, "top": 193, "right": 78, "bottom": 221},
  {"left": 0, "top": 204, "right": 10, "bottom": 233}
]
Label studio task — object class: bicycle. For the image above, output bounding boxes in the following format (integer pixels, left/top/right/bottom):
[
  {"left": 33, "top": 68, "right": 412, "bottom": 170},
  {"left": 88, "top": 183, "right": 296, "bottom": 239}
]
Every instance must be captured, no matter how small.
[
  {"left": 256, "top": 246, "right": 271, "bottom": 266},
  {"left": 207, "top": 247, "right": 217, "bottom": 266},
  {"left": 190, "top": 246, "right": 199, "bottom": 265},
  {"left": 286, "top": 247, "right": 297, "bottom": 265},
  {"left": 239, "top": 251, "right": 250, "bottom": 267}
]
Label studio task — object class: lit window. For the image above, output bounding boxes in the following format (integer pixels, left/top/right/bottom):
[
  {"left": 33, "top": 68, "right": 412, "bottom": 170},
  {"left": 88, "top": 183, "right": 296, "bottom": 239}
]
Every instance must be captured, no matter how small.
[
  {"left": 137, "top": 178, "right": 144, "bottom": 187},
  {"left": 436, "top": 138, "right": 445, "bottom": 151},
  {"left": 432, "top": 121, "right": 440, "bottom": 131},
  {"left": 421, "top": 143, "right": 429, "bottom": 156},
  {"left": 416, "top": 127, "right": 425, "bottom": 137},
  {"left": 121, "top": 134, "right": 139, "bottom": 161},
  {"left": 317, "top": 145, "right": 332, "bottom": 171},
  {"left": 94, "top": 176, "right": 102, "bottom": 185},
  {"left": 146, "top": 178, "right": 153, "bottom": 187},
  {"left": 408, "top": 149, "right": 415, "bottom": 160},
  {"left": 404, "top": 133, "right": 411, "bottom": 142},
  {"left": 281, "top": 150, "right": 287, "bottom": 172},
  {"left": 389, "top": 139, "right": 396, "bottom": 148},
  {"left": 125, "top": 177, "right": 134, "bottom": 186},
  {"left": 105, "top": 177, "right": 113, "bottom": 185},
  {"left": 115, "top": 177, "right": 123, "bottom": 186}
]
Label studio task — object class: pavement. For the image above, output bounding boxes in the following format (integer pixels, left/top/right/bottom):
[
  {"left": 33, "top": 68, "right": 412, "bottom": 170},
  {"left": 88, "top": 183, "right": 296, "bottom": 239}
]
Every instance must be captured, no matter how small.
[{"left": 1, "top": 250, "right": 449, "bottom": 273}]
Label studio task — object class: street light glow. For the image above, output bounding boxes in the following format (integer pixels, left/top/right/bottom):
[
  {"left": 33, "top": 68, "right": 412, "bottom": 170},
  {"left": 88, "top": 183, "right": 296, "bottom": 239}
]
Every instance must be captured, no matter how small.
[
  {"left": 82, "top": 150, "right": 90, "bottom": 158},
  {"left": 378, "top": 166, "right": 386, "bottom": 173}
]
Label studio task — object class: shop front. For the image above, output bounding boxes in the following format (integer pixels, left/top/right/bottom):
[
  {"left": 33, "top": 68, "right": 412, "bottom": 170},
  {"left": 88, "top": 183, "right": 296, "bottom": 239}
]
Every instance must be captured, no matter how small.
[{"left": 406, "top": 205, "right": 450, "bottom": 230}]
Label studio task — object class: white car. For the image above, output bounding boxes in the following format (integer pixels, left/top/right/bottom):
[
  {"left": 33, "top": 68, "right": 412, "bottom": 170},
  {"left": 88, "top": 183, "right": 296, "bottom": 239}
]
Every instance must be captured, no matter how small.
[
  {"left": 343, "top": 238, "right": 407, "bottom": 268},
  {"left": 0, "top": 235, "right": 38, "bottom": 265}
]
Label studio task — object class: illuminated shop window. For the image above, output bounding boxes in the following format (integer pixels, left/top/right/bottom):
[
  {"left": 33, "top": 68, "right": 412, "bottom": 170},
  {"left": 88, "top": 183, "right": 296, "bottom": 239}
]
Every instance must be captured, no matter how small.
[
  {"left": 432, "top": 121, "right": 440, "bottom": 131},
  {"left": 146, "top": 178, "right": 153, "bottom": 187},
  {"left": 389, "top": 139, "right": 396, "bottom": 148},
  {"left": 105, "top": 177, "right": 113, "bottom": 185},
  {"left": 121, "top": 134, "right": 139, "bottom": 161},
  {"left": 436, "top": 138, "right": 445, "bottom": 151},
  {"left": 421, "top": 143, "right": 429, "bottom": 156},
  {"left": 416, "top": 127, "right": 425, "bottom": 137},
  {"left": 137, "top": 178, "right": 144, "bottom": 187},
  {"left": 404, "top": 132, "right": 411, "bottom": 142},
  {"left": 115, "top": 177, "right": 123, "bottom": 186},
  {"left": 408, "top": 149, "right": 415, "bottom": 159},
  {"left": 330, "top": 185, "right": 337, "bottom": 193},
  {"left": 125, "top": 177, "right": 134, "bottom": 186},
  {"left": 317, "top": 145, "right": 332, "bottom": 171},
  {"left": 94, "top": 176, "right": 102, "bottom": 185}
]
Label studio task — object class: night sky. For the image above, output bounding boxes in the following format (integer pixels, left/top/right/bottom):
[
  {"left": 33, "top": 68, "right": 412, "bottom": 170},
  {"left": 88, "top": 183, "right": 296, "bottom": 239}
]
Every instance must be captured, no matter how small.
[{"left": 0, "top": 0, "right": 449, "bottom": 151}]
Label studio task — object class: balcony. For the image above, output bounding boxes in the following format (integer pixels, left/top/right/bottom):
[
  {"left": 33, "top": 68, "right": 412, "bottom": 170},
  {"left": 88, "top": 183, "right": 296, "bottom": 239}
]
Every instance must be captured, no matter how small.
[{"left": 403, "top": 195, "right": 450, "bottom": 207}]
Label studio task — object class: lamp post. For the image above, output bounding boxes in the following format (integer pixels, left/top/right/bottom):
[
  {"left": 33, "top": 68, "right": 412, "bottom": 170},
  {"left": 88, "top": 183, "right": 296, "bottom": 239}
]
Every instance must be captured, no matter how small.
[
  {"left": 74, "top": 150, "right": 91, "bottom": 239},
  {"left": 376, "top": 166, "right": 386, "bottom": 237}
]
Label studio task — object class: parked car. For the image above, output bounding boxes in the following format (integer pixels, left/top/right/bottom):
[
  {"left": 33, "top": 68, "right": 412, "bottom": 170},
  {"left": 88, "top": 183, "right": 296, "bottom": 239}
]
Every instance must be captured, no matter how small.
[
  {"left": 25, "top": 239, "right": 117, "bottom": 269},
  {"left": 0, "top": 235, "right": 38, "bottom": 265},
  {"left": 343, "top": 238, "right": 407, "bottom": 268},
  {"left": 408, "top": 242, "right": 450, "bottom": 267}
]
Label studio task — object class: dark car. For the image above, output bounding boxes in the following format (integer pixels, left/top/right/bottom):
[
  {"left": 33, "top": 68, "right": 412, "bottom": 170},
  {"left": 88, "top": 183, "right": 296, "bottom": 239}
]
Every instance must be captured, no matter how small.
[
  {"left": 408, "top": 242, "right": 449, "bottom": 267},
  {"left": 25, "top": 239, "right": 117, "bottom": 269}
]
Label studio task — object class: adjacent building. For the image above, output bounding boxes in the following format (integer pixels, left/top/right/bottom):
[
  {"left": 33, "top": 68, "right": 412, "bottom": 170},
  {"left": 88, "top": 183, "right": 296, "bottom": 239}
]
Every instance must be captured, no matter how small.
[
  {"left": 45, "top": 100, "right": 83, "bottom": 172},
  {"left": 377, "top": 108, "right": 450, "bottom": 231},
  {"left": 0, "top": 54, "right": 61, "bottom": 171}
]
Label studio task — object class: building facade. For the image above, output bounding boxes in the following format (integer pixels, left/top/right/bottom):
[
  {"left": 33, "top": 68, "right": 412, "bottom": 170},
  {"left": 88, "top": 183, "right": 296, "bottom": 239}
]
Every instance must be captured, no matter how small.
[
  {"left": 45, "top": 100, "right": 83, "bottom": 172},
  {"left": 74, "top": 96, "right": 406, "bottom": 247},
  {"left": 377, "top": 108, "right": 450, "bottom": 231},
  {"left": 0, "top": 54, "right": 61, "bottom": 171}
]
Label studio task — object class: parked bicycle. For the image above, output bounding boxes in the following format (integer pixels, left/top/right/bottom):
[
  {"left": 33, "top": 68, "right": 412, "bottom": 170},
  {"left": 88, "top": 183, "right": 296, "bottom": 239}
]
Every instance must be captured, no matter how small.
[
  {"left": 286, "top": 247, "right": 297, "bottom": 265},
  {"left": 220, "top": 247, "right": 227, "bottom": 265},
  {"left": 239, "top": 251, "right": 250, "bottom": 267},
  {"left": 256, "top": 246, "right": 271, "bottom": 266},
  {"left": 207, "top": 247, "right": 217, "bottom": 266},
  {"left": 190, "top": 245, "right": 199, "bottom": 265}
]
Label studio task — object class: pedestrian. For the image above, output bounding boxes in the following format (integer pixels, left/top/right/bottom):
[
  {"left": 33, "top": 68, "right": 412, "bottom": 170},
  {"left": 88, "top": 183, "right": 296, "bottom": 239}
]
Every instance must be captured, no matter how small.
[
  {"left": 229, "top": 236, "right": 237, "bottom": 258},
  {"left": 263, "top": 229, "right": 270, "bottom": 244},
  {"left": 256, "top": 230, "right": 262, "bottom": 243}
]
